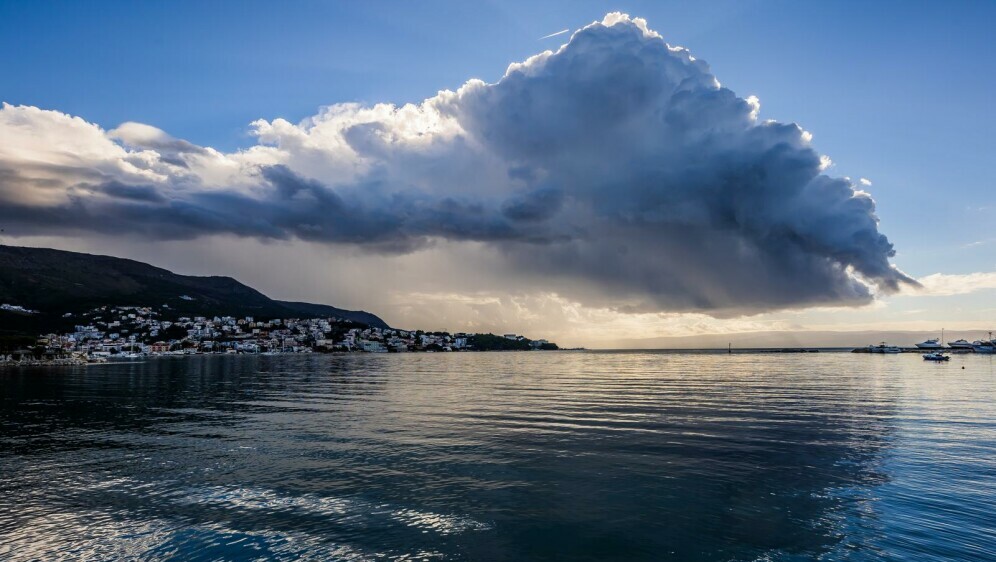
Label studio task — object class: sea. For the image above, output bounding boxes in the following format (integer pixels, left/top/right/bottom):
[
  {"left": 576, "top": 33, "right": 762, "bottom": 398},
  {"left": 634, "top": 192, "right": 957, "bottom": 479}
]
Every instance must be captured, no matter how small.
[{"left": 1, "top": 351, "right": 994, "bottom": 561}]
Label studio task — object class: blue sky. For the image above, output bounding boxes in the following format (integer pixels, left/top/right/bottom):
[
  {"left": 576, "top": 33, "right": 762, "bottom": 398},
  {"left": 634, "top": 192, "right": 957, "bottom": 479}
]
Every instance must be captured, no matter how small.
[
  {"left": 1, "top": 1, "right": 995, "bottom": 343},
  {"left": 3, "top": 1, "right": 993, "bottom": 277}
]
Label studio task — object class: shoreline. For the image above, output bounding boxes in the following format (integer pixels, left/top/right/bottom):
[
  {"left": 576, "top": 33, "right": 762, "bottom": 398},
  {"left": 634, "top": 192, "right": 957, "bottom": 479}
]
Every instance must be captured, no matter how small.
[
  {"left": 0, "top": 357, "right": 89, "bottom": 367},
  {"left": 6, "top": 346, "right": 995, "bottom": 367}
]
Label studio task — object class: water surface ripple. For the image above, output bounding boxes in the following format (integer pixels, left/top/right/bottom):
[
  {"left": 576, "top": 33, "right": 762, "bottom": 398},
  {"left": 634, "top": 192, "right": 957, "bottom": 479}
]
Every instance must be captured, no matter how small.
[{"left": 1, "top": 352, "right": 994, "bottom": 560}]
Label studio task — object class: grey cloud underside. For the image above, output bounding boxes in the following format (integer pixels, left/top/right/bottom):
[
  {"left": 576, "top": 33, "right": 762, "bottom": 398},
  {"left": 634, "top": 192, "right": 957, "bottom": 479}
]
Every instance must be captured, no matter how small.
[
  {"left": 0, "top": 165, "right": 561, "bottom": 252},
  {"left": 0, "top": 15, "right": 914, "bottom": 314}
]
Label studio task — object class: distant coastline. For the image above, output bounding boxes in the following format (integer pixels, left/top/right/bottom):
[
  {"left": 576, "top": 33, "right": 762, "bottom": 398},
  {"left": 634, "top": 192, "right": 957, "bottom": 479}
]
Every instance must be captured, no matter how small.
[{"left": 606, "top": 330, "right": 996, "bottom": 350}]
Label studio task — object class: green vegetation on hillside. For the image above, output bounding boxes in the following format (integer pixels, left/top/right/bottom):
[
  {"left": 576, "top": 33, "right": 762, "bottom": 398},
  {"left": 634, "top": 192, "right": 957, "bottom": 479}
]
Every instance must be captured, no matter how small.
[{"left": 467, "top": 333, "right": 559, "bottom": 351}]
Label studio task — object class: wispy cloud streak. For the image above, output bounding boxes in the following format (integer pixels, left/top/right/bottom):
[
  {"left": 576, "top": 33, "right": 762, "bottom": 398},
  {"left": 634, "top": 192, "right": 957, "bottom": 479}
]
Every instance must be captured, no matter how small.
[{"left": 539, "top": 29, "right": 569, "bottom": 40}]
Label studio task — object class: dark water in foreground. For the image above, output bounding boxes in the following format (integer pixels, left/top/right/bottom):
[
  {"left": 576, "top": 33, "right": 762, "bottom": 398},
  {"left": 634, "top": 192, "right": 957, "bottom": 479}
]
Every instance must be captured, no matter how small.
[{"left": 1, "top": 352, "right": 994, "bottom": 561}]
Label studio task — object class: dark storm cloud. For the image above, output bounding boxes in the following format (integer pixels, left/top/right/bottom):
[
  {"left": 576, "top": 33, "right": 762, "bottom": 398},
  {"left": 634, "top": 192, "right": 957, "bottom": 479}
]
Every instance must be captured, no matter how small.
[
  {"left": 501, "top": 188, "right": 564, "bottom": 222},
  {"left": 0, "top": 13, "right": 914, "bottom": 314},
  {"left": 439, "top": 16, "right": 914, "bottom": 311},
  {"left": 100, "top": 181, "right": 167, "bottom": 202},
  {"left": 0, "top": 163, "right": 555, "bottom": 252}
]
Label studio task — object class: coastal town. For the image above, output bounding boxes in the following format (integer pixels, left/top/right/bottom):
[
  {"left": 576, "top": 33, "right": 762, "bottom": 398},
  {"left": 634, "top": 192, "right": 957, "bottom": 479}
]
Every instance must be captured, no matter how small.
[{"left": 0, "top": 304, "right": 559, "bottom": 365}]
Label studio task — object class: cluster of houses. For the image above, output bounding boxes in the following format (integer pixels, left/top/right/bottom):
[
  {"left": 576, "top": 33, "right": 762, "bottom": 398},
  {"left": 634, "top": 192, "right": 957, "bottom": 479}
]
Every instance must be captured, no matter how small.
[
  {"left": 24, "top": 305, "right": 552, "bottom": 360},
  {"left": 1, "top": 303, "right": 38, "bottom": 314}
]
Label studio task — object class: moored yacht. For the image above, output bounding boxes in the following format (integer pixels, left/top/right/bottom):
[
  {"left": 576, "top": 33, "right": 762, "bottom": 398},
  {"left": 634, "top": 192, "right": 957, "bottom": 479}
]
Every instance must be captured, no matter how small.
[
  {"left": 868, "top": 342, "right": 902, "bottom": 353},
  {"left": 947, "top": 339, "right": 974, "bottom": 350},
  {"left": 915, "top": 338, "right": 944, "bottom": 350},
  {"left": 973, "top": 332, "right": 996, "bottom": 354}
]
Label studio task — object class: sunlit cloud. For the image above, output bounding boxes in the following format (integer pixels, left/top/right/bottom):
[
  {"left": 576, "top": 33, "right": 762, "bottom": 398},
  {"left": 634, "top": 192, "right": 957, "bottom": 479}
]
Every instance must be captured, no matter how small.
[{"left": 911, "top": 272, "right": 996, "bottom": 296}]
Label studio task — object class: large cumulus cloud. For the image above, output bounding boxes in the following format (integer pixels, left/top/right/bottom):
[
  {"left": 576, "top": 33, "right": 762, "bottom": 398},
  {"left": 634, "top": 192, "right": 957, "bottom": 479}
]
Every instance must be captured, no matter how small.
[{"left": 0, "top": 13, "right": 913, "bottom": 314}]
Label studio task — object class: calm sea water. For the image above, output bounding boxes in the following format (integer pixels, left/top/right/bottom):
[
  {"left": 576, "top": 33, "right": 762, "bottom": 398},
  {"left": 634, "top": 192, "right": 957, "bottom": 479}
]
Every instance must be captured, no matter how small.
[{"left": 1, "top": 352, "right": 994, "bottom": 561}]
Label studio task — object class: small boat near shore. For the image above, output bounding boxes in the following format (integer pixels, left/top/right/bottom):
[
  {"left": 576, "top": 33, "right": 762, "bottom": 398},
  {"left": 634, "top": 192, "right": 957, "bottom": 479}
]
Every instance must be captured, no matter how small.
[{"left": 922, "top": 352, "right": 950, "bottom": 361}]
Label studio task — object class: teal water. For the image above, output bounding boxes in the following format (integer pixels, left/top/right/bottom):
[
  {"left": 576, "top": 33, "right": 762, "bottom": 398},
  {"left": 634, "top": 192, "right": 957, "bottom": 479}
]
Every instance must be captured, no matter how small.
[{"left": 1, "top": 352, "right": 994, "bottom": 561}]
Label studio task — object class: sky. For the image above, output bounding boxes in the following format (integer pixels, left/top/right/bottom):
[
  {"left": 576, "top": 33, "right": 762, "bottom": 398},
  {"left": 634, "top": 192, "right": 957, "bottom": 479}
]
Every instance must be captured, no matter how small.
[{"left": 1, "top": 1, "right": 995, "bottom": 347}]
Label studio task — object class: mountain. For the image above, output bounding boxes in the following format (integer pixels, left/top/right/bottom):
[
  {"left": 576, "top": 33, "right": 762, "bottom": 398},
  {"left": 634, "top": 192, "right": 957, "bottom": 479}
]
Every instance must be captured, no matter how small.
[
  {"left": 0, "top": 245, "right": 389, "bottom": 338},
  {"left": 267, "top": 300, "right": 386, "bottom": 330}
]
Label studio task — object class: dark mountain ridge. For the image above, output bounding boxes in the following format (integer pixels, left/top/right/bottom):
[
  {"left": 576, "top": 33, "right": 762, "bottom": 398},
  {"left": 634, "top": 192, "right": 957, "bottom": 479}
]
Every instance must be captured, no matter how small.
[{"left": 0, "top": 245, "right": 388, "bottom": 338}]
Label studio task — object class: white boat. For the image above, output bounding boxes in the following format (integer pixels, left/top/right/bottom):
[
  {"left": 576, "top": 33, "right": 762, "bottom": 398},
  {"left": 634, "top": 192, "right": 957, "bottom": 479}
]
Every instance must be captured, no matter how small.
[
  {"left": 868, "top": 342, "right": 902, "bottom": 353},
  {"left": 922, "top": 352, "right": 950, "bottom": 361},
  {"left": 915, "top": 338, "right": 944, "bottom": 349},
  {"left": 948, "top": 339, "right": 974, "bottom": 349},
  {"left": 972, "top": 332, "right": 996, "bottom": 354}
]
